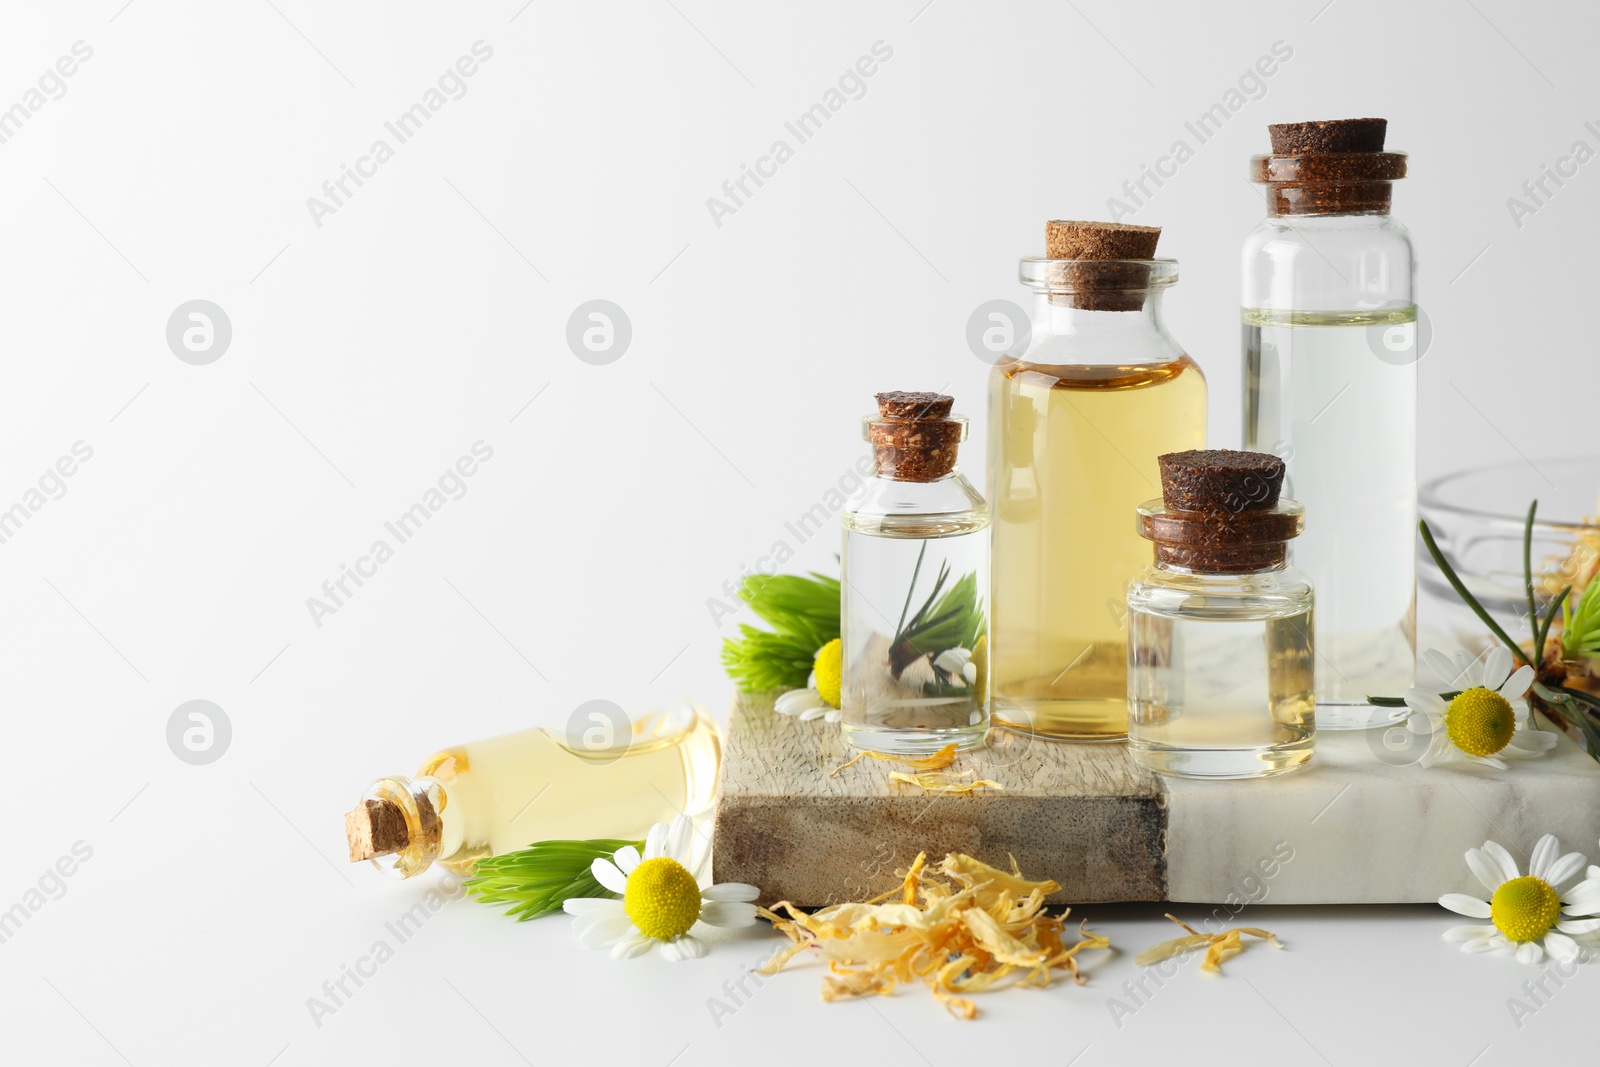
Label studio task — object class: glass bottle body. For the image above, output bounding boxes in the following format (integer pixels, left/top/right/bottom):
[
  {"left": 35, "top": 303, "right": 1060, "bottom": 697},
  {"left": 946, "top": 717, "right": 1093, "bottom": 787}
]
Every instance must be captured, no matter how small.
[
  {"left": 359, "top": 700, "right": 721, "bottom": 878},
  {"left": 988, "top": 262, "right": 1207, "bottom": 741},
  {"left": 1242, "top": 211, "right": 1416, "bottom": 724},
  {"left": 1127, "top": 564, "right": 1315, "bottom": 779},
  {"left": 841, "top": 470, "right": 990, "bottom": 754}
]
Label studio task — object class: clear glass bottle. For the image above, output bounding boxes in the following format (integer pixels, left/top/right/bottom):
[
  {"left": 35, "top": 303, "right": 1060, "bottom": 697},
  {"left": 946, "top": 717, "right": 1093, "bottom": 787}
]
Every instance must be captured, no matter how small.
[
  {"left": 1127, "top": 450, "right": 1315, "bottom": 779},
  {"left": 1242, "top": 118, "right": 1416, "bottom": 727},
  {"left": 841, "top": 391, "right": 989, "bottom": 754},
  {"left": 344, "top": 699, "right": 721, "bottom": 878},
  {"left": 989, "top": 222, "right": 1207, "bottom": 742}
]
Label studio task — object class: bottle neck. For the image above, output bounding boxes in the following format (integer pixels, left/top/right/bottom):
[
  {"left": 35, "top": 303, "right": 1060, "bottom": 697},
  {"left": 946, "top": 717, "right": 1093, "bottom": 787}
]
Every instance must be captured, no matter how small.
[{"left": 1027, "top": 288, "right": 1175, "bottom": 361}]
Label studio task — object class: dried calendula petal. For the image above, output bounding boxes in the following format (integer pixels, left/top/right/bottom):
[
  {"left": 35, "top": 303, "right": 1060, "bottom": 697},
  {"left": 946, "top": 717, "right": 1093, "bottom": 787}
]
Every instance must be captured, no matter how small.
[
  {"left": 1134, "top": 913, "right": 1284, "bottom": 975},
  {"left": 757, "top": 852, "right": 1108, "bottom": 1020},
  {"left": 887, "top": 770, "right": 1002, "bottom": 794},
  {"left": 829, "top": 742, "right": 957, "bottom": 778}
]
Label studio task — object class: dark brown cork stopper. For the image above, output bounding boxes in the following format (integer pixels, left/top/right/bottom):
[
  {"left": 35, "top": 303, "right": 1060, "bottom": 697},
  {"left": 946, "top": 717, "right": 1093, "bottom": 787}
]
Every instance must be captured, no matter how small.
[
  {"left": 1253, "top": 117, "right": 1405, "bottom": 216},
  {"left": 1268, "top": 117, "right": 1387, "bottom": 155},
  {"left": 1043, "top": 220, "right": 1162, "bottom": 312},
  {"left": 868, "top": 391, "right": 963, "bottom": 481},
  {"left": 1142, "top": 450, "right": 1299, "bottom": 572}
]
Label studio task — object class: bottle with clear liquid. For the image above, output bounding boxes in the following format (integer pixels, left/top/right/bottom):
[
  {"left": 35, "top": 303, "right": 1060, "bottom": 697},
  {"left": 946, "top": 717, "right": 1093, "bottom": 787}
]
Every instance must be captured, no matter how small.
[
  {"left": 841, "top": 391, "right": 989, "bottom": 754},
  {"left": 343, "top": 699, "right": 721, "bottom": 878},
  {"left": 1127, "top": 449, "right": 1315, "bottom": 779},
  {"left": 988, "top": 221, "right": 1206, "bottom": 741},
  {"left": 1242, "top": 117, "right": 1416, "bottom": 726}
]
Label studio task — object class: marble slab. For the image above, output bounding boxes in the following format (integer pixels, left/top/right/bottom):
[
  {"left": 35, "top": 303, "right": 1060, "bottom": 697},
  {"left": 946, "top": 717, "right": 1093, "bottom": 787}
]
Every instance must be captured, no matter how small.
[{"left": 712, "top": 693, "right": 1600, "bottom": 906}]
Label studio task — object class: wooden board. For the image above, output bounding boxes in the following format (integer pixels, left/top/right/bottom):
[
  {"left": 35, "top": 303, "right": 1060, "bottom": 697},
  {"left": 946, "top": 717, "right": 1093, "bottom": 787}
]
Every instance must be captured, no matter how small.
[{"left": 712, "top": 693, "right": 1600, "bottom": 906}]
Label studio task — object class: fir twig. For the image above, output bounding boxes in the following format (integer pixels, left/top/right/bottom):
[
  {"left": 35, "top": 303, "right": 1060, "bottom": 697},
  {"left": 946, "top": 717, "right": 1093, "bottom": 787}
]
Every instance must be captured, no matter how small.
[{"left": 464, "top": 839, "right": 641, "bottom": 921}]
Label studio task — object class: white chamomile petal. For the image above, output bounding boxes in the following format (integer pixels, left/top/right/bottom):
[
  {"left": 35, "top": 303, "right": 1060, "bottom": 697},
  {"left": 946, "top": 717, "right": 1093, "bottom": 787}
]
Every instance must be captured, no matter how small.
[
  {"left": 1481, "top": 841, "right": 1522, "bottom": 882},
  {"left": 1499, "top": 664, "right": 1534, "bottom": 699},
  {"left": 1546, "top": 851, "right": 1590, "bottom": 889},
  {"left": 699, "top": 901, "right": 758, "bottom": 928},
  {"left": 1545, "top": 931, "right": 1581, "bottom": 963},
  {"left": 1516, "top": 941, "right": 1544, "bottom": 964},
  {"left": 1440, "top": 892, "right": 1492, "bottom": 918},
  {"left": 664, "top": 815, "right": 694, "bottom": 868},
  {"left": 1557, "top": 917, "right": 1600, "bottom": 934},
  {"left": 613, "top": 845, "right": 641, "bottom": 875},
  {"left": 661, "top": 934, "right": 707, "bottom": 961},
  {"left": 563, "top": 897, "right": 620, "bottom": 916},
  {"left": 1465, "top": 850, "right": 1504, "bottom": 894},
  {"left": 1470, "top": 754, "right": 1509, "bottom": 771},
  {"left": 824, "top": 708, "right": 843, "bottom": 723},
  {"left": 1421, "top": 649, "right": 1461, "bottom": 688},
  {"left": 1481, "top": 647, "right": 1512, "bottom": 691},
  {"left": 644, "top": 821, "right": 668, "bottom": 860},
  {"left": 702, "top": 882, "right": 760, "bottom": 902},
  {"left": 1528, "top": 835, "right": 1557, "bottom": 880},
  {"left": 1507, "top": 731, "right": 1558, "bottom": 755},
  {"left": 591, "top": 857, "right": 630, "bottom": 894},
  {"left": 775, "top": 689, "right": 824, "bottom": 716},
  {"left": 1461, "top": 937, "right": 1502, "bottom": 953},
  {"left": 574, "top": 911, "right": 633, "bottom": 947},
  {"left": 1404, "top": 688, "right": 1447, "bottom": 717},
  {"left": 611, "top": 931, "right": 655, "bottom": 959},
  {"left": 1443, "top": 924, "right": 1497, "bottom": 942},
  {"left": 798, "top": 705, "right": 831, "bottom": 721}
]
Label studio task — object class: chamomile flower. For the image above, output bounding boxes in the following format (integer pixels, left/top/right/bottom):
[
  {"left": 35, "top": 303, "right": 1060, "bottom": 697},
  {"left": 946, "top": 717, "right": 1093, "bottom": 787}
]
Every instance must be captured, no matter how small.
[
  {"left": 1404, "top": 647, "right": 1557, "bottom": 769},
  {"left": 775, "top": 638, "right": 843, "bottom": 722},
  {"left": 563, "top": 815, "right": 760, "bottom": 961},
  {"left": 1440, "top": 834, "right": 1600, "bottom": 964}
]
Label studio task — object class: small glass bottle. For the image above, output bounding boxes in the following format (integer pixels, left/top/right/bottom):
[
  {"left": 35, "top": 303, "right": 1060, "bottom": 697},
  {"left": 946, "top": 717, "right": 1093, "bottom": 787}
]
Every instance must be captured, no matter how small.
[
  {"left": 1127, "top": 450, "right": 1315, "bottom": 779},
  {"left": 344, "top": 699, "right": 721, "bottom": 877},
  {"left": 841, "top": 391, "right": 989, "bottom": 754},
  {"left": 988, "top": 220, "right": 1207, "bottom": 742},
  {"left": 1242, "top": 117, "right": 1416, "bottom": 726}
]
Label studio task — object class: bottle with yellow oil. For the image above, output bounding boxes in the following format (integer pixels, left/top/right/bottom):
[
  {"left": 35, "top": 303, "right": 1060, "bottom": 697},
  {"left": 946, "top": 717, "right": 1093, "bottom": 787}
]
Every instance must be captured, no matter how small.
[
  {"left": 343, "top": 698, "right": 721, "bottom": 878},
  {"left": 987, "top": 220, "right": 1207, "bottom": 741}
]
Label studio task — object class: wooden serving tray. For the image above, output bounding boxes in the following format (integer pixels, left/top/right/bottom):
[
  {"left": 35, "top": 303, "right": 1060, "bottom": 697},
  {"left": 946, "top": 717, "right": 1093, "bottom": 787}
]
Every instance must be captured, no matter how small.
[{"left": 711, "top": 694, "right": 1600, "bottom": 906}]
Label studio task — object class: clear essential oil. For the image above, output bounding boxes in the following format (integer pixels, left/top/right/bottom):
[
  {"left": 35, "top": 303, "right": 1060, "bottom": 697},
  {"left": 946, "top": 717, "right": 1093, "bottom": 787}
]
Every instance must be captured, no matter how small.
[
  {"left": 1241, "top": 117, "right": 1417, "bottom": 727},
  {"left": 841, "top": 392, "right": 989, "bottom": 754},
  {"left": 1126, "top": 450, "right": 1316, "bottom": 779}
]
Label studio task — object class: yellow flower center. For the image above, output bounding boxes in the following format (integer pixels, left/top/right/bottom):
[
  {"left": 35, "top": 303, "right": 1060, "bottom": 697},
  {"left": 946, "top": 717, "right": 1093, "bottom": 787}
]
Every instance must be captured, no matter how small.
[
  {"left": 1490, "top": 875, "right": 1562, "bottom": 943},
  {"left": 623, "top": 857, "right": 701, "bottom": 941},
  {"left": 814, "top": 638, "right": 843, "bottom": 709},
  {"left": 1444, "top": 687, "right": 1516, "bottom": 757}
]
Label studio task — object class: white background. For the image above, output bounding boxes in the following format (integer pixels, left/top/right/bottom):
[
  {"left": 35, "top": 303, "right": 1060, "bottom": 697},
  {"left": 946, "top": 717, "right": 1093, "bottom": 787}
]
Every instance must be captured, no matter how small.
[{"left": 2, "top": 1, "right": 1597, "bottom": 1064}]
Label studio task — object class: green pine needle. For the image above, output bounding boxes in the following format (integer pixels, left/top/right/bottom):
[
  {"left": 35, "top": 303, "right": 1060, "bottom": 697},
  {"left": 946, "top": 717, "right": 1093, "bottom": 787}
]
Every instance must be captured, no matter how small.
[
  {"left": 721, "top": 573, "right": 840, "bottom": 692},
  {"left": 463, "top": 839, "right": 641, "bottom": 921},
  {"left": 1563, "top": 581, "right": 1600, "bottom": 659}
]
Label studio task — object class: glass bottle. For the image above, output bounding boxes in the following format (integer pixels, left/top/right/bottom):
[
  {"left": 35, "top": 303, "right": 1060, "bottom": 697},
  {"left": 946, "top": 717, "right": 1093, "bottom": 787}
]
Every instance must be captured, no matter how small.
[
  {"left": 1127, "top": 449, "right": 1315, "bottom": 779},
  {"left": 1242, "top": 117, "right": 1416, "bottom": 727},
  {"left": 841, "top": 391, "right": 989, "bottom": 754},
  {"left": 344, "top": 698, "right": 721, "bottom": 878},
  {"left": 988, "top": 221, "right": 1207, "bottom": 741}
]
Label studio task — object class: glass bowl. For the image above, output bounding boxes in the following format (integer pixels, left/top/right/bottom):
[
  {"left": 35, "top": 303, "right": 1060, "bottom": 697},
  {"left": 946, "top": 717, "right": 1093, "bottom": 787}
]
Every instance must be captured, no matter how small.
[{"left": 1418, "top": 456, "right": 1600, "bottom": 629}]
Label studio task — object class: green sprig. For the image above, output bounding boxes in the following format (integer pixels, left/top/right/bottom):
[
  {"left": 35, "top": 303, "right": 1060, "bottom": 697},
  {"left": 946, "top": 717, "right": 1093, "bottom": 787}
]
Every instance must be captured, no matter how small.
[
  {"left": 721, "top": 573, "right": 840, "bottom": 692},
  {"left": 463, "top": 839, "right": 640, "bottom": 921}
]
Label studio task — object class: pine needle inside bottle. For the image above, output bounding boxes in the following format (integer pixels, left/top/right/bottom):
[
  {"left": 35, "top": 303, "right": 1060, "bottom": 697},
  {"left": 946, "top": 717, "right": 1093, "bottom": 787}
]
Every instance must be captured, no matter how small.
[{"left": 463, "top": 839, "right": 641, "bottom": 921}]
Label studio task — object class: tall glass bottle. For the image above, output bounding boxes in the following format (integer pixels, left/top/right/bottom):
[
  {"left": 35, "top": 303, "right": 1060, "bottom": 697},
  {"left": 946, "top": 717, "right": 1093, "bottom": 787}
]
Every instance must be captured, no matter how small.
[
  {"left": 1242, "top": 117, "right": 1416, "bottom": 727},
  {"left": 344, "top": 699, "right": 721, "bottom": 878},
  {"left": 988, "top": 221, "right": 1207, "bottom": 741},
  {"left": 841, "top": 391, "right": 989, "bottom": 754}
]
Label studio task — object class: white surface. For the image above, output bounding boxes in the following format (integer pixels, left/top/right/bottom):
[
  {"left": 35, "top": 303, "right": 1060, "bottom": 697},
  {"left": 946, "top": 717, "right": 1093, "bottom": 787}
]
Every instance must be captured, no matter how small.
[{"left": 3, "top": 1, "right": 1598, "bottom": 1063}]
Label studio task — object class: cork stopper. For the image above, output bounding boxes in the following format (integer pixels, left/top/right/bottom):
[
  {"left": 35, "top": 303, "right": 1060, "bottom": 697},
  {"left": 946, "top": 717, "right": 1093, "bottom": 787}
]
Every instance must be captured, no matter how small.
[
  {"left": 1267, "top": 117, "right": 1387, "bottom": 155},
  {"left": 1159, "top": 449, "right": 1285, "bottom": 513},
  {"left": 1042, "top": 220, "right": 1162, "bottom": 312},
  {"left": 1252, "top": 117, "right": 1406, "bottom": 216},
  {"left": 1139, "top": 449, "right": 1301, "bottom": 573},
  {"left": 866, "top": 391, "right": 964, "bottom": 481},
  {"left": 346, "top": 798, "right": 410, "bottom": 862}
]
